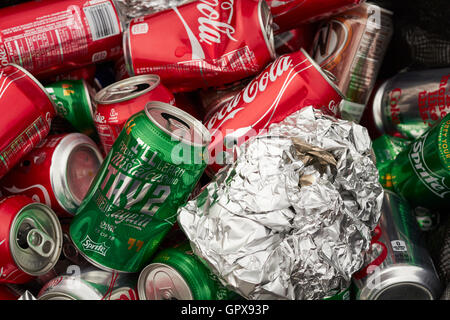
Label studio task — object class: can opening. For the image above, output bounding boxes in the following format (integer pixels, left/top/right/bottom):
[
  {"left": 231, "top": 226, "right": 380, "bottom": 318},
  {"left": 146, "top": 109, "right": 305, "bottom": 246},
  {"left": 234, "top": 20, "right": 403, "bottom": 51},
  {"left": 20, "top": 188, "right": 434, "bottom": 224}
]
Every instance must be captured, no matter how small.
[
  {"left": 66, "top": 145, "right": 102, "bottom": 204},
  {"left": 109, "top": 82, "right": 150, "bottom": 96},
  {"left": 16, "top": 220, "right": 34, "bottom": 250}
]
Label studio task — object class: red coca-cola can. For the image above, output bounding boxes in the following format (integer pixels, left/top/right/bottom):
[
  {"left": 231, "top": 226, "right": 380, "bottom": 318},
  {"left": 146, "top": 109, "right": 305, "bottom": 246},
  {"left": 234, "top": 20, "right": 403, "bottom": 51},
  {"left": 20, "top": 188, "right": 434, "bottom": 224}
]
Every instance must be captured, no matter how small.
[
  {"left": 267, "top": 0, "right": 365, "bottom": 34},
  {"left": 123, "top": 0, "right": 276, "bottom": 92},
  {"left": 200, "top": 78, "right": 251, "bottom": 121},
  {"left": 0, "top": 0, "right": 123, "bottom": 79},
  {"left": 205, "top": 49, "right": 344, "bottom": 174},
  {"left": 0, "top": 195, "right": 62, "bottom": 284},
  {"left": 0, "top": 284, "right": 19, "bottom": 300},
  {"left": 93, "top": 74, "right": 175, "bottom": 155},
  {"left": 0, "top": 64, "right": 56, "bottom": 180},
  {"left": 0, "top": 133, "right": 103, "bottom": 217}
]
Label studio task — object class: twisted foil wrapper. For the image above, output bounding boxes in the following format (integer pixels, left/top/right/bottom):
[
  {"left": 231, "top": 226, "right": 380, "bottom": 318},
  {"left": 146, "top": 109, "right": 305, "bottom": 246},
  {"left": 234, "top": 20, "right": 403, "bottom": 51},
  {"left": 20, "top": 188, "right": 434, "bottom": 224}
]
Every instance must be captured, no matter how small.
[
  {"left": 178, "top": 106, "right": 384, "bottom": 300},
  {"left": 114, "top": 0, "right": 194, "bottom": 21}
]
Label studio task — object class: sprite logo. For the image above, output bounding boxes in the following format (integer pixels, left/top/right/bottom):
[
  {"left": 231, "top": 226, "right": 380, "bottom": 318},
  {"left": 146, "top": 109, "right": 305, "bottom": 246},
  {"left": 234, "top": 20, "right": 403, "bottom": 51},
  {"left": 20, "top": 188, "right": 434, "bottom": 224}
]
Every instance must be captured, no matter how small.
[
  {"left": 81, "top": 235, "right": 110, "bottom": 256},
  {"left": 409, "top": 131, "right": 450, "bottom": 198}
]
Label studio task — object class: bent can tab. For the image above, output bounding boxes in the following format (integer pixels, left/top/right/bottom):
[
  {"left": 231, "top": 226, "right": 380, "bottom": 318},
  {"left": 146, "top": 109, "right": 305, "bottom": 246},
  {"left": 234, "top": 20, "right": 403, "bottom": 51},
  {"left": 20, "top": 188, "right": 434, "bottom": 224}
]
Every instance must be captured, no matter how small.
[
  {"left": 45, "top": 80, "right": 97, "bottom": 137},
  {"left": 372, "top": 68, "right": 450, "bottom": 140},
  {"left": 93, "top": 74, "right": 175, "bottom": 155},
  {"left": 311, "top": 2, "right": 393, "bottom": 123},
  {"left": 0, "top": 0, "right": 123, "bottom": 79},
  {"left": 205, "top": 49, "right": 343, "bottom": 175},
  {"left": 353, "top": 190, "right": 442, "bottom": 300},
  {"left": 38, "top": 266, "right": 138, "bottom": 300},
  {"left": 0, "top": 133, "right": 103, "bottom": 217},
  {"left": 389, "top": 113, "right": 450, "bottom": 210},
  {"left": 123, "top": 0, "right": 275, "bottom": 92},
  {"left": 138, "top": 242, "right": 238, "bottom": 300},
  {"left": 0, "top": 64, "right": 56, "bottom": 180},
  {"left": 267, "top": 0, "right": 365, "bottom": 34},
  {"left": 0, "top": 195, "right": 62, "bottom": 284},
  {"left": 70, "top": 101, "right": 210, "bottom": 273}
]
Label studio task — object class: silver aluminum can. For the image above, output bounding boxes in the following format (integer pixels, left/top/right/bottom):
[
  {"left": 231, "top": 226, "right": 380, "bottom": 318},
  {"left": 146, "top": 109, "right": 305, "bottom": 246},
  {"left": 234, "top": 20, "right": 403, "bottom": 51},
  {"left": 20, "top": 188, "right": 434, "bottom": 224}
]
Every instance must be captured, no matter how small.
[
  {"left": 353, "top": 190, "right": 442, "bottom": 300},
  {"left": 372, "top": 67, "right": 450, "bottom": 140},
  {"left": 37, "top": 266, "right": 139, "bottom": 300}
]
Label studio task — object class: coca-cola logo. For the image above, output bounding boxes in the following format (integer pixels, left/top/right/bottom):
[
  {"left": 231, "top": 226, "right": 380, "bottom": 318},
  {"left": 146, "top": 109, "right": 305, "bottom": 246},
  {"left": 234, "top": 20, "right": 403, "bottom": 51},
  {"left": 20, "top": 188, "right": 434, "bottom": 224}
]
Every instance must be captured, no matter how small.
[
  {"left": 94, "top": 112, "right": 106, "bottom": 124},
  {"left": 206, "top": 55, "right": 293, "bottom": 131},
  {"left": 0, "top": 44, "right": 9, "bottom": 67},
  {"left": 388, "top": 88, "right": 402, "bottom": 125},
  {"left": 197, "top": 0, "right": 237, "bottom": 45}
]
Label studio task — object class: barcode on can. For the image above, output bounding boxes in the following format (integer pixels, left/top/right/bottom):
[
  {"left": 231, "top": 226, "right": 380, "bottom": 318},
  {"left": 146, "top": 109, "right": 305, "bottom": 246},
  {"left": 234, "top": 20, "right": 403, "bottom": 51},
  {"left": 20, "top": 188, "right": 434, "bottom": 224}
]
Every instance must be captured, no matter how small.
[{"left": 84, "top": 2, "right": 120, "bottom": 41}]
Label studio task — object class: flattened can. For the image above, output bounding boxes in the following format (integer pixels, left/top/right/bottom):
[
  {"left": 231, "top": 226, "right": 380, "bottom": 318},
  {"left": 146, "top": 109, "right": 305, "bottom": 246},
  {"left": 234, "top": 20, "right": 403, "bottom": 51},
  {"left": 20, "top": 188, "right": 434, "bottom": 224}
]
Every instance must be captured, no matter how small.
[
  {"left": 138, "top": 242, "right": 238, "bottom": 300},
  {"left": 388, "top": 113, "right": 450, "bottom": 210},
  {"left": 0, "top": 195, "right": 62, "bottom": 284},
  {"left": 353, "top": 190, "right": 442, "bottom": 300},
  {"left": 0, "top": 0, "right": 123, "bottom": 79},
  {"left": 45, "top": 80, "right": 97, "bottom": 137},
  {"left": 0, "top": 133, "right": 103, "bottom": 217},
  {"left": 0, "top": 64, "right": 56, "bottom": 180},
  {"left": 372, "top": 68, "right": 450, "bottom": 140},
  {"left": 93, "top": 74, "right": 175, "bottom": 155},
  {"left": 123, "top": 0, "right": 275, "bottom": 92},
  {"left": 205, "top": 49, "right": 343, "bottom": 174},
  {"left": 70, "top": 101, "right": 210, "bottom": 273},
  {"left": 311, "top": 2, "right": 393, "bottom": 122},
  {"left": 38, "top": 266, "right": 138, "bottom": 300}
]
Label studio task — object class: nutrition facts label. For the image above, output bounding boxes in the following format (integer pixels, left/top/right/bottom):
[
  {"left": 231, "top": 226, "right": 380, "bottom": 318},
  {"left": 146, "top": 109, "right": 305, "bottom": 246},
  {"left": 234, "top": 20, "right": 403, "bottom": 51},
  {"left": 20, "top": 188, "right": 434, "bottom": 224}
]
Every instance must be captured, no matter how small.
[{"left": 0, "top": 1, "right": 120, "bottom": 75}]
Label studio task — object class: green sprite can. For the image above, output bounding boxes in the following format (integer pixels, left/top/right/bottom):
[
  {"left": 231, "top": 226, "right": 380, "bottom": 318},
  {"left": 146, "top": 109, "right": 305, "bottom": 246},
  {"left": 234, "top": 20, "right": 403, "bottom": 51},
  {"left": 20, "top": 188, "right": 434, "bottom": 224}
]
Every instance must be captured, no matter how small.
[
  {"left": 137, "top": 242, "right": 239, "bottom": 300},
  {"left": 45, "top": 80, "right": 96, "bottom": 136},
  {"left": 372, "top": 134, "right": 410, "bottom": 189},
  {"left": 69, "top": 101, "right": 210, "bottom": 273},
  {"left": 388, "top": 113, "right": 450, "bottom": 210}
]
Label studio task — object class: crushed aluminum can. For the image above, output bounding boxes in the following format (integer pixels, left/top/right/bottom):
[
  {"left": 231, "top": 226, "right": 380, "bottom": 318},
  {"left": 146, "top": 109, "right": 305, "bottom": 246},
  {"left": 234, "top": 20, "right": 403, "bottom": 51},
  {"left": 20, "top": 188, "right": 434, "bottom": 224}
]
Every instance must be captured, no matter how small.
[{"left": 178, "top": 106, "right": 384, "bottom": 300}]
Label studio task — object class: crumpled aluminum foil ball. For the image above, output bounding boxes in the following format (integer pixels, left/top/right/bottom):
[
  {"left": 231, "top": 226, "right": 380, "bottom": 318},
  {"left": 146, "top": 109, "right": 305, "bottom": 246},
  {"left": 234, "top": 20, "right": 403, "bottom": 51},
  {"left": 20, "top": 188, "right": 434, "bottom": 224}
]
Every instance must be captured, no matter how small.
[
  {"left": 177, "top": 106, "right": 384, "bottom": 300},
  {"left": 114, "top": 0, "right": 193, "bottom": 21}
]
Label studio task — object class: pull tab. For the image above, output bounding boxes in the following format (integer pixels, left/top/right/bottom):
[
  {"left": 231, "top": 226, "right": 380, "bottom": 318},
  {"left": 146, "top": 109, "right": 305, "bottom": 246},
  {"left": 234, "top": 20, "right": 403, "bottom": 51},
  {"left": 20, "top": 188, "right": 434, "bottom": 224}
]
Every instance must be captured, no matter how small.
[
  {"left": 27, "top": 228, "right": 55, "bottom": 258},
  {"left": 156, "top": 286, "right": 178, "bottom": 300},
  {"left": 162, "top": 112, "right": 192, "bottom": 141}
]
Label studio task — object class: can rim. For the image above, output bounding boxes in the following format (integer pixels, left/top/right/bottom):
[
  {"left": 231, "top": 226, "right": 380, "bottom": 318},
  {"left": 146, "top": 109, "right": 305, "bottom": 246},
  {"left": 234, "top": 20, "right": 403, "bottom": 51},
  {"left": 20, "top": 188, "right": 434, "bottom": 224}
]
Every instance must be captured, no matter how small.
[
  {"left": 38, "top": 292, "right": 76, "bottom": 300},
  {"left": 145, "top": 101, "right": 211, "bottom": 147},
  {"left": 137, "top": 263, "right": 194, "bottom": 300},
  {"left": 7, "top": 63, "right": 58, "bottom": 112},
  {"left": 123, "top": 26, "right": 136, "bottom": 78},
  {"left": 50, "top": 133, "right": 103, "bottom": 215},
  {"left": 9, "top": 202, "right": 62, "bottom": 276},
  {"left": 300, "top": 48, "right": 346, "bottom": 99},
  {"left": 94, "top": 74, "right": 161, "bottom": 105},
  {"left": 258, "top": 0, "right": 276, "bottom": 60},
  {"left": 356, "top": 264, "right": 440, "bottom": 300},
  {"left": 372, "top": 80, "right": 389, "bottom": 135}
]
